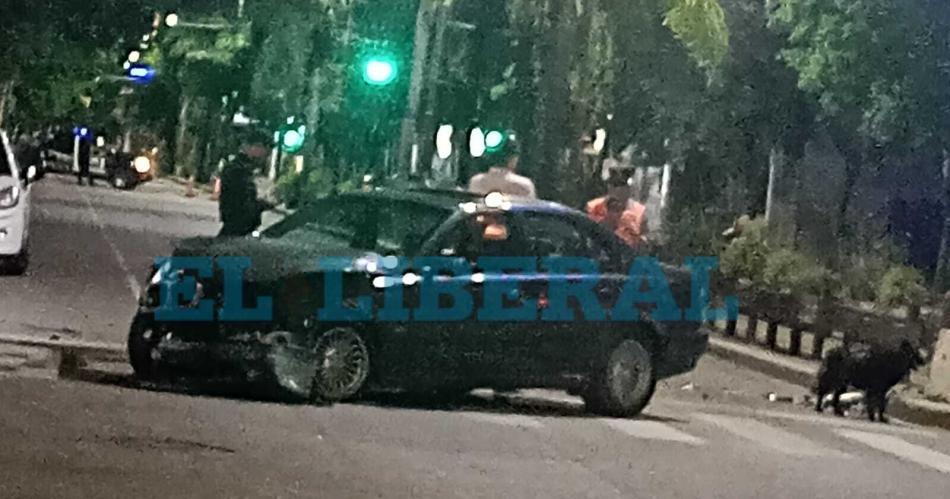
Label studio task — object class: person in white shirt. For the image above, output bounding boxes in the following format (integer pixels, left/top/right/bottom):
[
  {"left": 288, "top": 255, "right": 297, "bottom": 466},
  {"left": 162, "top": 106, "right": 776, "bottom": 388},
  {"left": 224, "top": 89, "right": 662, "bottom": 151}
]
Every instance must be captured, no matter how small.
[{"left": 467, "top": 137, "right": 537, "bottom": 199}]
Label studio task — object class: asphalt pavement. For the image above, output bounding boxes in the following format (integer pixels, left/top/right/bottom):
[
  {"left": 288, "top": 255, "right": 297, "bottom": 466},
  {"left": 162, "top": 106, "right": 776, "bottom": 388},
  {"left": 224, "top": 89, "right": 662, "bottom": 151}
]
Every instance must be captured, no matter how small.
[
  {"left": 0, "top": 173, "right": 220, "bottom": 343},
  {"left": 1, "top": 173, "right": 949, "bottom": 498}
]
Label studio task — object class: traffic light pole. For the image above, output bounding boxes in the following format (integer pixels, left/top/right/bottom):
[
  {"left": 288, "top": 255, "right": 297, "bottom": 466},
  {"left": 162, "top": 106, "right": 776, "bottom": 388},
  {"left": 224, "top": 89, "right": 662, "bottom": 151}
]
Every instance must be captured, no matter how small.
[{"left": 397, "top": 0, "right": 435, "bottom": 178}]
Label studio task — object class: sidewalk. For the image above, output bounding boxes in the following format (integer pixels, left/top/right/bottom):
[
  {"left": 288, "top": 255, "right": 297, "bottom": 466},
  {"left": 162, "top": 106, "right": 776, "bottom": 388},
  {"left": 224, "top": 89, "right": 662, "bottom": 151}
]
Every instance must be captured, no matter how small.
[{"left": 706, "top": 325, "right": 950, "bottom": 431}]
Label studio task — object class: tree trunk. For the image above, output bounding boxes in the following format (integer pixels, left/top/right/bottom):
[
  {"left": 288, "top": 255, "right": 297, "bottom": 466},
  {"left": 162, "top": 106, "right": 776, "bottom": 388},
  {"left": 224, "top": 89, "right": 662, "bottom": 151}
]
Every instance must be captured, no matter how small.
[
  {"left": 533, "top": 0, "right": 575, "bottom": 200},
  {"left": 0, "top": 79, "right": 13, "bottom": 129},
  {"left": 934, "top": 149, "right": 950, "bottom": 292},
  {"left": 175, "top": 93, "right": 193, "bottom": 177},
  {"left": 398, "top": 0, "right": 434, "bottom": 178}
]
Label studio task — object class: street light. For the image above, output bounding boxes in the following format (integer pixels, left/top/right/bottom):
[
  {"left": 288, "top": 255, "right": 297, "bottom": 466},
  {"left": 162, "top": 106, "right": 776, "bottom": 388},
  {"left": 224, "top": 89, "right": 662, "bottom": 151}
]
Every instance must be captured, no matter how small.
[
  {"left": 127, "top": 50, "right": 141, "bottom": 63},
  {"left": 164, "top": 12, "right": 179, "bottom": 27}
]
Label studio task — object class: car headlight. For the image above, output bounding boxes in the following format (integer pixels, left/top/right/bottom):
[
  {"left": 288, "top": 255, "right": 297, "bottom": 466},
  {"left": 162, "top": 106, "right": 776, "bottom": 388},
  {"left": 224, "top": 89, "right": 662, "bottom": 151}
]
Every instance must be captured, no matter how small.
[
  {"left": 133, "top": 156, "right": 151, "bottom": 174},
  {"left": 149, "top": 260, "right": 172, "bottom": 286},
  {"left": 0, "top": 186, "right": 20, "bottom": 209}
]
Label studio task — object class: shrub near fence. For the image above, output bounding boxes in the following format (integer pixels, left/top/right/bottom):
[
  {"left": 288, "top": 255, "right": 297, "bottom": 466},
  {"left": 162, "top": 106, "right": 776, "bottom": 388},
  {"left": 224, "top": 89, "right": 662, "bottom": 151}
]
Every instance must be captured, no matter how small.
[
  {"left": 708, "top": 215, "right": 938, "bottom": 360},
  {"left": 712, "top": 278, "right": 935, "bottom": 360}
]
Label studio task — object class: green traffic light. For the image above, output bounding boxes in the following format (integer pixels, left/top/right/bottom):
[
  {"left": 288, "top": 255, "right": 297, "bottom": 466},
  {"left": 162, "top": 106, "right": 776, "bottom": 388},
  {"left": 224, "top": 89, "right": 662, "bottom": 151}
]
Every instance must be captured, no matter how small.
[
  {"left": 279, "top": 124, "right": 306, "bottom": 153},
  {"left": 484, "top": 130, "right": 505, "bottom": 151},
  {"left": 361, "top": 54, "right": 397, "bottom": 86}
]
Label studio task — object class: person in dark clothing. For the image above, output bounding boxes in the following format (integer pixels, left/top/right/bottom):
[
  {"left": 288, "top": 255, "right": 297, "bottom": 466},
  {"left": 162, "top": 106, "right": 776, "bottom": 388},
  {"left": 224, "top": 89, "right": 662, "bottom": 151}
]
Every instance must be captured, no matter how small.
[
  {"left": 77, "top": 138, "right": 93, "bottom": 186},
  {"left": 218, "top": 148, "right": 264, "bottom": 237}
]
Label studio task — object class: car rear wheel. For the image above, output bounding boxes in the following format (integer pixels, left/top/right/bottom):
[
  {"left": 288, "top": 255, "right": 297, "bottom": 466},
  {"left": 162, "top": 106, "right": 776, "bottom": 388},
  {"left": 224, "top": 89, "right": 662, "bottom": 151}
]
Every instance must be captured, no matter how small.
[
  {"left": 583, "top": 338, "right": 656, "bottom": 418},
  {"left": 128, "top": 315, "right": 161, "bottom": 381},
  {"left": 309, "top": 327, "right": 370, "bottom": 403}
]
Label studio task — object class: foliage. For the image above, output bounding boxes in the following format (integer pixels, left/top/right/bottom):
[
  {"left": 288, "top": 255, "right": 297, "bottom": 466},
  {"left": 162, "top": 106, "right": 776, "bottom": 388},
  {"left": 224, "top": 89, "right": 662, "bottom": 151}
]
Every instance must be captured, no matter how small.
[
  {"left": 275, "top": 166, "right": 337, "bottom": 208},
  {"left": 877, "top": 265, "right": 927, "bottom": 309},
  {"left": 762, "top": 248, "right": 834, "bottom": 297},
  {"left": 768, "top": 0, "right": 941, "bottom": 146},
  {"left": 664, "top": 0, "right": 730, "bottom": 74},
  {"left": 720, "top": 216, "right": 769, "bottom": 282},
  {"left": 659, "top": 208, "right": 726, "bottom": 261}
]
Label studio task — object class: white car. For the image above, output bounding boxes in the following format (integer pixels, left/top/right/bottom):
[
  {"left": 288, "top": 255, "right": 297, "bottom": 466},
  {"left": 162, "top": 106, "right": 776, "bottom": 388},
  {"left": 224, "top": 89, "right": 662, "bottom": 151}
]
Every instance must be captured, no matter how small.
[{"left": 0, "top": 130, "right": 35, "bottom": 274}]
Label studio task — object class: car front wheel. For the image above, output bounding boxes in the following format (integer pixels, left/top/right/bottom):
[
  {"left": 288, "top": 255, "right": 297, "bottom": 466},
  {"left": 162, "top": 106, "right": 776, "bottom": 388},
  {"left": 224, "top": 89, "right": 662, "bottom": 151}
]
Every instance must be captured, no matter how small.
[
  {"left": 583, "top": 338, "right": 656, "bottom": 418},
  {"left": 5, "top": 248, "right": 28, "bottom": 275},
  {"left": 309, "top": 327, "right": 370, "bottom": 403},
  {"left": 128, "top": 315, "right": 161, "bottom": 381}
]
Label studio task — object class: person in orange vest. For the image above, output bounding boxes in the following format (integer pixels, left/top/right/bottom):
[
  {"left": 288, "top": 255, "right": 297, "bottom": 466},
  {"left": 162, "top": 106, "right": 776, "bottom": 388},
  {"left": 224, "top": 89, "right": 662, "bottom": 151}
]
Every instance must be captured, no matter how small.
[{"left": 587, "top": 170, "right": 648, "bottom": 248}]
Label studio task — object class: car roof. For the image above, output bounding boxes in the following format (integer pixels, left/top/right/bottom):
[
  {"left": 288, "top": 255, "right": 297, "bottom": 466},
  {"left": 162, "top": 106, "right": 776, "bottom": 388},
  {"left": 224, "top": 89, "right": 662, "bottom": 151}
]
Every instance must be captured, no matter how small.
[{"left": 350, "top": 187, "right": 583, "bottom": 218}]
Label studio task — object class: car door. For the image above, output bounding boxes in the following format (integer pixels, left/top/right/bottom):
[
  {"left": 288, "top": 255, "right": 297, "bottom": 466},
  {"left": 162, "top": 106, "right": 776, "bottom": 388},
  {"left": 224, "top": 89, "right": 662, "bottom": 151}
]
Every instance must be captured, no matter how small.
[
  {"left": 501, "top": 211, "right": 625, "bottom": 380},
  {"left": 418, "top": 210, "right": 531, "bottom": 386}
]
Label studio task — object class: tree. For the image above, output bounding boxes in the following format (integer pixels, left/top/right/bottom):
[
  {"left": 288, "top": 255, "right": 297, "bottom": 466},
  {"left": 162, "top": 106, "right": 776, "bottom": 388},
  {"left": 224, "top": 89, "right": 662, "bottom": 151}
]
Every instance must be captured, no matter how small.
[
  {"left": 769, "top": 0, "right": 950, "bottom": 283},
  {"left": 0, "top": 1, "right": 162, "bottom": 128}
]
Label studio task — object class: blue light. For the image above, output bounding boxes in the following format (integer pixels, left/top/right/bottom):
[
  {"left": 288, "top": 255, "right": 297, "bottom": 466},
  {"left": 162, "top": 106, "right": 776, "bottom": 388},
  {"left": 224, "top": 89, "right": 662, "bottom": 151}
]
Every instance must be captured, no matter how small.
[{"left": 126, "top": 64, "right": 156, "bottom": 85}]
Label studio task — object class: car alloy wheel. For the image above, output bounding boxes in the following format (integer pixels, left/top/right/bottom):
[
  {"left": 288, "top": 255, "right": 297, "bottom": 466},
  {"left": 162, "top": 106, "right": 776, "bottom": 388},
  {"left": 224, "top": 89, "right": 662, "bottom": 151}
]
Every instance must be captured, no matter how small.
[
  {"left": 584, "top": 338, "right": 656, "bottom": 417},
  {"left": 310, "top": 327, "right": 369, "bottom": 402}
]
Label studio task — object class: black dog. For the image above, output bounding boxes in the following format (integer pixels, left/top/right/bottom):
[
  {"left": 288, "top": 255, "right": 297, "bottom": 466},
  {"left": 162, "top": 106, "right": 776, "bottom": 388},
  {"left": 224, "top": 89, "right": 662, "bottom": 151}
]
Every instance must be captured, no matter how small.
[{"left": 815, "top": 339, "right": 925, "bottom": 422}]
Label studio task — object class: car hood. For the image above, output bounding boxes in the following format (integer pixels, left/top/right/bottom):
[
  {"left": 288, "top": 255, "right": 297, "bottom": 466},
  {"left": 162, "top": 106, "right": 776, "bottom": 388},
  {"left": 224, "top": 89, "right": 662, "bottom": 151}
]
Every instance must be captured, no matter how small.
[{"left": 172, "top": 235, "right": 367, "bottom": 281}]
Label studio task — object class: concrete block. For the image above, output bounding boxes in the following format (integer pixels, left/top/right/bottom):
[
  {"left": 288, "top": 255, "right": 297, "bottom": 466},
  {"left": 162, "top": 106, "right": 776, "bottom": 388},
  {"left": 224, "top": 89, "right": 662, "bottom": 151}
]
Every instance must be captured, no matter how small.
[{"left": 925, "top": 328, "right": 950, "bottom": 402}]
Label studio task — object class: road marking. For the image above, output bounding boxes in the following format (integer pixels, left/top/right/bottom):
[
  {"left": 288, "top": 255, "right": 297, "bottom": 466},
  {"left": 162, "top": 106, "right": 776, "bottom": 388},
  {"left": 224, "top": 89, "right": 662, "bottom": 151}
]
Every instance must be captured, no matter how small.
[
  {"left": 79, "top": 190, "right": 141, "bottom": 299},
  {"left": 695, "top": 413, "right": 849, "bottom": 458},
  {"left": 461, "top": 412, "right": 545, "bottom": 429},
  {"left": 601, "top": 418, "right": 704, "bottom": 445},
  {"left": 837, "top": 429, "right": 950, "bottom": 474}
]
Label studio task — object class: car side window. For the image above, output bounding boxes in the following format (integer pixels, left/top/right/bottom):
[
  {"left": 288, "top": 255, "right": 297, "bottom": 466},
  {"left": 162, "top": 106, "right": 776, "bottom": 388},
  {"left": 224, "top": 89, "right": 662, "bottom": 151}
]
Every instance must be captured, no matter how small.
[
  {"left": 376, "top": 201, "right": 450, "bottom": 255},
  {"left": 514, "top": 213, "right": 604, "bottom": 259},
  {"left": 433, "top": 212, "right": 527, "bottom": 262}
]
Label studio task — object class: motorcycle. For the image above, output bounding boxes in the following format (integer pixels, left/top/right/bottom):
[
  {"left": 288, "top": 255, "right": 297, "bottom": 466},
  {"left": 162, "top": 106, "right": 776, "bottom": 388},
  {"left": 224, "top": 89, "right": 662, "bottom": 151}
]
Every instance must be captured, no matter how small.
[{"left": 104, "top": 149, "right": 153, "bottom": 189}]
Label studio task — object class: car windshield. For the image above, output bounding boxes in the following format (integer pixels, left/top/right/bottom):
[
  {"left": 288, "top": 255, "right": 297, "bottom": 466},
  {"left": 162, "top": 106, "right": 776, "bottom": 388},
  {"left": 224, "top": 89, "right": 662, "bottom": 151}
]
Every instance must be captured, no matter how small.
[{"left": 263, "top": 195, "right": 448, "bottom": 254}]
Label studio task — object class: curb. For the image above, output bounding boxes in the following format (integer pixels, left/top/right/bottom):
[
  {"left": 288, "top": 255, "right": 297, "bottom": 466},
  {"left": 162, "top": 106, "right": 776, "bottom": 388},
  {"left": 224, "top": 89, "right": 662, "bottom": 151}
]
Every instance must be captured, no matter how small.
[
  {"left": 707, "top": 336, "right": 818, "bottom": 387},
  {"left": 0, "top": 334, "right": 127, "bottom": 378},
  {"left": 706, "top": 331, "right": 950, "bottom": 430}
]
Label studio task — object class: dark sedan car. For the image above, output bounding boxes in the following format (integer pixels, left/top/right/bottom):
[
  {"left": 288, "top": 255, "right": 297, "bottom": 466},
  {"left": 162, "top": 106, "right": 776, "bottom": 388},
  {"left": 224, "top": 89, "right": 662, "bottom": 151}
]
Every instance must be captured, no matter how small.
[{"left": 129, "top": 188, "right": 710, "bottom": 417}]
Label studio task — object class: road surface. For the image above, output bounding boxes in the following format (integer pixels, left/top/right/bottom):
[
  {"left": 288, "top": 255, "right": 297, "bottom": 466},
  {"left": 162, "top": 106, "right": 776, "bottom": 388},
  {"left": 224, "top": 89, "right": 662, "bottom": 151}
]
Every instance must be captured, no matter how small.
[
  {"left": 0, "top": 174, "right": 220, "bottom": 343},
  {"left": 1, "top": 173, "right": 949, "bottom": 498}
]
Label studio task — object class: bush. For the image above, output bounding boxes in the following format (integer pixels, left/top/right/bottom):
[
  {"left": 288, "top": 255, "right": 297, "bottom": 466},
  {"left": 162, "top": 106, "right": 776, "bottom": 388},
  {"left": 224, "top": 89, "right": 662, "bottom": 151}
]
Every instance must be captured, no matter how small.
[
  {"left": 762, "top": 249, "right": 835, "bottom": 297},
  {"left": 877, "top": 265, "right": 927, "bottom": 309},
  {"left": 720, "top": 216, "right": 769, "bottom": 282},
  {"left": 660, "top": 209, "right": 726, "bottom": 261},
  {"left": 275, "top": 170, "right": 301, "bottom": 208},
  {"left": 839, "top": 256, "right": 888, "bottom": 303},
  {"left": 297, "top": 168, "right": 334, "bottom": 206}
]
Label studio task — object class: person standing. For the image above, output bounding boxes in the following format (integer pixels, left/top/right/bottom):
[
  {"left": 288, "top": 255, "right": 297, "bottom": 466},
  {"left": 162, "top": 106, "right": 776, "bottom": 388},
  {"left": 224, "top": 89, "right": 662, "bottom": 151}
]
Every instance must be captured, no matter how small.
[
  {"left": 218, "top": 143, "right": 267, "bottom": 237},
  {"left": 467, "top": 136, "right": 536, "bottom": 199},
  {"left": 77, "top": 136, "right": 93, "bottom": 186},
  {"left": 587, "top": 169, "right": 648, "bottom": 248}
]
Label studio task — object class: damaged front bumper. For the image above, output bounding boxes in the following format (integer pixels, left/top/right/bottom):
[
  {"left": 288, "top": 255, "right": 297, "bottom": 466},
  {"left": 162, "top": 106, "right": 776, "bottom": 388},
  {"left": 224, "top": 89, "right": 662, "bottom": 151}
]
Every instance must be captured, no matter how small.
[{"left": 135, "top": 312, "right": 318, "bottom": 400}]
